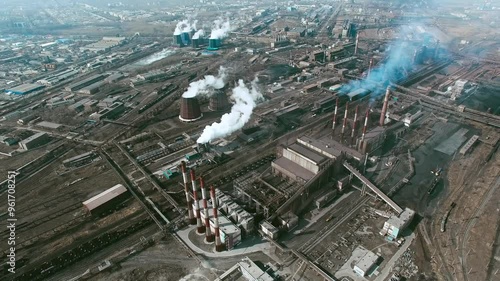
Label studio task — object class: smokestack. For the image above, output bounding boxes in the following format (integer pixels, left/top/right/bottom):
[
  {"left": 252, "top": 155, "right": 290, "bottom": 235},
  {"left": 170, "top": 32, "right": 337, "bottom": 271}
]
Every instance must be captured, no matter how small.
[
  {"left": 190, "top": 169, "right": 205, "bottom": 234},
  {"left": 413, "top": 49, "right": 418, "bottom": 64},
  {"left": 199, "top": 177, "right": 214, "bottom": 242},
  {"left": 380, "top": 87, "right": 390, "bottom": 126},
  {"left": 361, "top": 108, "right": 369, "bottom": 143},
  {"left": 354, "top": 33, "right": 359, "bottom": 55},
  {"left": 210, "top": 185, "right": 224, "bottom": 252},
  {"left": 351, "top": 105, "right": 359, "bottom": 142},
  {"left": 341, "top": 101, "right": 349, "bottom": 137},
  {"left": 332, "top": 97, "right": 339, "bottom": 130},
  {"left": 368, "top": 58, "right": 373, "bottom": 77},
  {"left": 181, "top": 161, "right": 195, "bottom": 225}
]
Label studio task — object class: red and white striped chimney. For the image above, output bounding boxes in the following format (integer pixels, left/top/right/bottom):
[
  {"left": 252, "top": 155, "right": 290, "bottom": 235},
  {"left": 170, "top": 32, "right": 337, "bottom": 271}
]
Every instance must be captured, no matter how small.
[
  {"left": 380, "top": 87, "right": 390, "bottom": 126},
  {"left": 361, "top": 108, "right": 369, "bottom": 143},
  {"left": 341, "top": 101, "right": 349, "bottom": 136},
  {"left": 180, "top": 161, "right": 195, "bottom": 225},
  {"left": 190, "top": 169, "right": 205, "bottom": 234},
  {"left": 210, "top": 185, "right": 223, "bottom": 252},
  {"left": 351, "top": 105, "right": 359, "bottom": 140},
  {"left": 199, "top": 177, "right": 214, "bottom": 242},
  {"left": 332, "top": 97, "right": 339, "bottom": 130}
]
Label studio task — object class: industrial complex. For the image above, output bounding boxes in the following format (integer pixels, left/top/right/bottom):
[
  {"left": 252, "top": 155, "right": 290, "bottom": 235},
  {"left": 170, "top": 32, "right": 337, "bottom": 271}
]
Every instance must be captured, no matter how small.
[{"left": 0, "top": 0, "right": 499, "bottom": 281}]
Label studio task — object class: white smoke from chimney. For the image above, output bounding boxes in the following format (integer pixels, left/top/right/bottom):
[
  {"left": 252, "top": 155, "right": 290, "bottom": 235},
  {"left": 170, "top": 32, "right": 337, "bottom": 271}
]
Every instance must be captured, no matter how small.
[
  {"left": 174, "top": 19, "right": 198, "bottom": 35},
  {"left": 209, "top": 19, "right": 231, "bottom": 39},
  {"left": 197, "top": 78, "right": 263, "bottom": 144},
  {"left": 192, "top": 29, "right": 205, "bottom": 40},
  {"left": 182, "top": 66, "right": 228, "bottom": 98}
]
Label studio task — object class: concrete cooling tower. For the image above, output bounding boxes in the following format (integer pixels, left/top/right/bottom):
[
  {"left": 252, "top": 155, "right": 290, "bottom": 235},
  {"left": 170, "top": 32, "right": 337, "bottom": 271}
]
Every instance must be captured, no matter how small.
[
  {"left": 209, "top": 88, "right": 230, "bottom": 111},
  {"left": 179, "top": 97, "right": 203, "bottom": 122}
]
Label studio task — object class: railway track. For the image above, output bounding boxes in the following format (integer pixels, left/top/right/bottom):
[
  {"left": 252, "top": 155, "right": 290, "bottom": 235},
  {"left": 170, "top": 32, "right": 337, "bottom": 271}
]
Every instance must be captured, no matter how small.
[{"left": 298, "top": 195, "right": 370, "bottom": 254}]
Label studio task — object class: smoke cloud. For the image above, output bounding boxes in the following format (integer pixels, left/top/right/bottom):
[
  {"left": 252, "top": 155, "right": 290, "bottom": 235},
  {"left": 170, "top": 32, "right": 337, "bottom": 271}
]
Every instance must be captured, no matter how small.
[
  {"left": 174, "top": 19, "right": 198, "bottom": 35},
  {"left": 182, "top": 66, "right": 228, "bottom": 98},
  {"left": 339, "top": 24, "right": 441, "bottom": 98},
  {"left": 192, "top": 29, "right": 205, "bottom": 40},
  {"left": 210, "top": 19, "right": 231, "bottom": 39},
  {"left": 197, "top": 79, "right": 263, "bottom": 144}
]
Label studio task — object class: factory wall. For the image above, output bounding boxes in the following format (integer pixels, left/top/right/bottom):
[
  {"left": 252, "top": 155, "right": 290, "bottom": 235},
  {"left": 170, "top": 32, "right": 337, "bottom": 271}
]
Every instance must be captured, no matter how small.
[
  {"left": 282, "top": 148, "right": 319, "bottom": 174},
  {"left": 271, "top": 161, "right": 306, "bottom": 184}
]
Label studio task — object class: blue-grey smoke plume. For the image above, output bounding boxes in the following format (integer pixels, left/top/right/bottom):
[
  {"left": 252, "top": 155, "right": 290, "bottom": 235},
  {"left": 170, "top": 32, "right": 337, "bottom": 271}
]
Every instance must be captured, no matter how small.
[{"left": 339, "top": 24, "right": 441, "bottom": 99}]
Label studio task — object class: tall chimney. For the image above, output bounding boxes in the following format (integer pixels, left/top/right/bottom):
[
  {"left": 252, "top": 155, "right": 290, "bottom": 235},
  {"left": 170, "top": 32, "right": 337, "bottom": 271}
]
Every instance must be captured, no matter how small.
[
  {"left": 210, "top": 185, "right": 224, "bottom": 252},
  {"left": 181, "top": 161, "right": 195, "bottom": 225},
  {"left": 351, "top": 105, "right": 359, "bottom": 142},
  {"left": 380, "top": 87, "right": 390, "bottom": 126},
  {"left": 341, "top": 101, "right": 349, "bottom": 138},
  {"left": 368, "top": 58, "right": 373, "bottom": 77},
  {"left": 361, "top": 108, "right": 369, "bottom": 143},
  {"left": 199, "top": 177, "right": 214, "bottom": 242},
  {"left": 412, "top": 49, "right": 418, "bottom": 64},
  {"left": 190, "top": 169, "right": 205, "bottom": 234},
  {"left": 332, "top": 97, "right": 339, "bottom": 130},
  {"left": 354, "top": 33, "right": 359, "bottom": 55}
]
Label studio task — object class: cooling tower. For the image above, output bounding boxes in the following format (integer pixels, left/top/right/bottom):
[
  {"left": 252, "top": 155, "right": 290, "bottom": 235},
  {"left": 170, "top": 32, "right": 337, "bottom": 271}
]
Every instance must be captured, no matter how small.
[
  {"left": 181, "top": 32, "right": 191, "bottom": 46},
  {"left": 174, "top": 34, "right": 183, "bottom": 46},
  {"left": 208, "top": 38, "right": 220, "bottom": 49},
  {"left": 192, "top": 38, "right": 200, "bottom": 48},
  {"left": 179, "top": 97, "right": 203, "bottom": 122},
  {"left": 208, "top": 88, "right": 230, "bottom": 111}
]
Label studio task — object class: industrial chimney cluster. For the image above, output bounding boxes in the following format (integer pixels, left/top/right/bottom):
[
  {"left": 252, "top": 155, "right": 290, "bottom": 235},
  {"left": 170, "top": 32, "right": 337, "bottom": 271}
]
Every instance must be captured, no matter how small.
[
  {"left": 180, "top": 161, "right": 224, "bottom": 251},
  {"left": 330, "top": 86, "right": 392, "bottom": 152}
]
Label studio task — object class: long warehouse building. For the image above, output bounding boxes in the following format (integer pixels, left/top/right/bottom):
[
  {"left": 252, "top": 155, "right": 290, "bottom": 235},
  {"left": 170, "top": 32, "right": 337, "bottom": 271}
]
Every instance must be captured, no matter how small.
[{"left": 82, "top": 184, "right": 129, "bottom": 215}]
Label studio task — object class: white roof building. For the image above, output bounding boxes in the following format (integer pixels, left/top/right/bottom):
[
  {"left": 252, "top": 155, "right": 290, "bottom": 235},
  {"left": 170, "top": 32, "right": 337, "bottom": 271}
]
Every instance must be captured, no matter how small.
[{"left": 82, "top": 184, "right": 128, "bottom": 212}]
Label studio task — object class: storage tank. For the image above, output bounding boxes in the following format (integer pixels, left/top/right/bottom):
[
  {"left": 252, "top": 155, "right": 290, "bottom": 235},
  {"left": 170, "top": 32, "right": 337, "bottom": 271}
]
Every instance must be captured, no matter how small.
[
  {"left": 179, "top": 97, "right": 203, "bottom": 122},
  {"left": 209, "top": 88, "right": 230, "bottom": 111}
]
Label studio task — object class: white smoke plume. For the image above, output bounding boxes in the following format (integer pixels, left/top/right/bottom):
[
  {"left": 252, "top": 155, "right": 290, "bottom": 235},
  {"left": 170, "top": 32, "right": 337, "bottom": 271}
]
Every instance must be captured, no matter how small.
[
  {"left": 174, "top": 19, "right": 198, "bottom": 35},
  {"left": 197, "top": 78, "right": 263, "bottom": 144},
  {"left": 209, "top": 19, "right": 231, "bottom": 39},
  {"left": 192, "top": 29, "right": 205, "bottom": 40},
  {"left": 182, "top": 66, "right": 228, "bottom": 98}
]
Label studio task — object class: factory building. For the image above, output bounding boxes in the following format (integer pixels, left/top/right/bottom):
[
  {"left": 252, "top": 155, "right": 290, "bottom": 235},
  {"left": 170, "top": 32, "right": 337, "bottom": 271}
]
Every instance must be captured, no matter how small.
[
  {"left": 298, "top": 136, "right": 363, "bottom": 162},
  {"left": 5, "top": 83, "right": 45, "bottom": 95},
  {"left": 82, "top": 184, "right": 129, "bottom": 215},
  {"left": 63, "top": 151, "right": 100, "bottom": 169},
  {"left": 80, "top": 37, "right": 125, "bottom": 52},
  {"left": 260, "top": 221, "right": 279, "bottom": 239},
  {"left": 36, "top": 69, "right": 79, "bottom": 86},
  {"left": 65, "top": 74, "right": 108, "bottom": 92},
  {"left": 380, "top": 208, "right": 415, "bottom": 240},
  {"left": 179, "top": 97, "right": 203, "bottom": 122},
  {"left": 198, "top": 204, "right": 242, "bottom": 250},
  {"left": 279, "top": 211, "right": 299, "bottom": 231},
  {"left": 89, "top": 102, "right": 125, "bottom": 120},
  {"left": 358, "top": 126, "right": 386, "bottom": 154},
  {"left": 215, "top": 257, "right": 276, "bottom": 281},
  {"left": 272, "top": 142, "right": 329, "bottom": 183},
  {"left": 214, "top": 189, "right": 254, "bottom": 234},
  {"left": 353, "top": 249, "right": 380, "bottom": 277},
  {"left": 17, "top": 114, "right": 39, "bottom": 125},
  {"left": 19, "top": 132, "right": 50, "bottom": 150}
]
